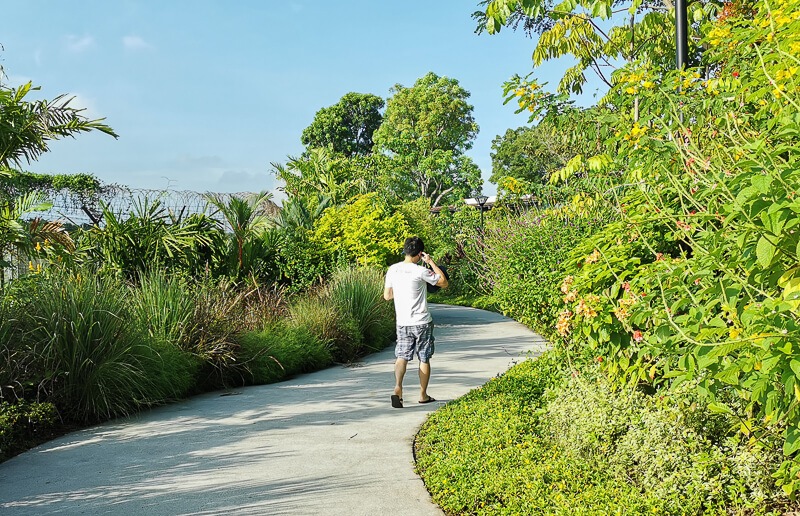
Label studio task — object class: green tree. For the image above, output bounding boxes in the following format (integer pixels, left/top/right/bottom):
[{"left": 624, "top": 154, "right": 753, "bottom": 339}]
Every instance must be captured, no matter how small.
[
  {"left": 372, "top": 72, "right": 482, "bottom": 208},
  {"left": 301, "top": 92, "right": 385, "bottom": 157},
  {"left": 0, "top": 82, "right": 117, "bottom": 168},
  {"left": 489, "top": 126, "right": 562, "bottom": 184},
  {"left": 273, "top": 148, "right": 376, "bottom": 208}
]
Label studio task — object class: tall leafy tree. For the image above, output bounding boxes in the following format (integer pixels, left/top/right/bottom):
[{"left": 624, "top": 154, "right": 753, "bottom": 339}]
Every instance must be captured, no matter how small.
[
  {"left": 301, "top": 92, "right": 385, "bottom": 157},
  {"left": 372, "top": 72, "right": 482, "bottom": 208},
  {"left": 490, "top": 126, "right": 563, "bottom": 184}
]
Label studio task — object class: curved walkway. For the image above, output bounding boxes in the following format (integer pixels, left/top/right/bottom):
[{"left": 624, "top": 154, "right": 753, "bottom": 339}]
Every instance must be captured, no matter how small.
[{"left": 0, "top": 305, "right": 548, "bottom": 515}]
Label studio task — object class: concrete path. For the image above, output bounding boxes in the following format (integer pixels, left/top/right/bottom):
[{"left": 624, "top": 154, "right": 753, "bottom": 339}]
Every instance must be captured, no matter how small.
[{"left": 0, "top": 305, "right": 548, "bottom": 515}]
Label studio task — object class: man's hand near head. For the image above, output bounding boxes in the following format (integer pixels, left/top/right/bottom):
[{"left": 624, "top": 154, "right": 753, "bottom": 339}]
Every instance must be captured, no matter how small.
[{"left": 420, "top": 252, "right": 448, "bottom": 288}]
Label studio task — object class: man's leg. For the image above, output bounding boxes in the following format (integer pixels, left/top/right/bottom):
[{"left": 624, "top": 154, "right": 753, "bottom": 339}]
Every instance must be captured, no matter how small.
[
  {"left": 394, "top": 358, "right": 408, "bottom": 399},
  {"left": 418, "top": 361, "right": 431, "bottom": 402}
]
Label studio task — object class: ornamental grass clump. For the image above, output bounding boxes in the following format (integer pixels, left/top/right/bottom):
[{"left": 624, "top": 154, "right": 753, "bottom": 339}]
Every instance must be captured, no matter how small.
[
  {"left": 24, "top": 271, "right": 156, "bottom": 423},
  {"left": 237, "top": 323, "right": 332, "bottom": 384},
  {"left": 287, "top": 265, "right": 393, "bottom": 363},
  {"left": 326, "top": 266, "right": 395, "bottom": 354}
]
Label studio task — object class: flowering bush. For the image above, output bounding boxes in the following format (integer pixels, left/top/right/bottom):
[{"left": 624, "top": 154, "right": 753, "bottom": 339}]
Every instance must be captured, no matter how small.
[
  {"left": 543, "top": 0, "right": 800, "bottom": 494},
  {"left": 466, "top": 199, "right": 612, "bottom": 336}
]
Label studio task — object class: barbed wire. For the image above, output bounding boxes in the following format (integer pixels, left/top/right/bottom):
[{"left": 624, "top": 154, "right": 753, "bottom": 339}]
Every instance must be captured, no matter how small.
[{"left": 39, "top": 186, "right": 280, "bottom": 228}]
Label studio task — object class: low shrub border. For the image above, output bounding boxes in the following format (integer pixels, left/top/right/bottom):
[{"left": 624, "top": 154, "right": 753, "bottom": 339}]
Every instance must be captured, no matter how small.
[{"left": 414, "top": 350, "right": 793, "bottom": 515}]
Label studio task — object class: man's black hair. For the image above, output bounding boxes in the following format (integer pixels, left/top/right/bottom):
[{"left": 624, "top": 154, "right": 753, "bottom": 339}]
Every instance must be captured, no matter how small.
[{"left": 403, "top": 236, "right": 424, "bottom": 257}]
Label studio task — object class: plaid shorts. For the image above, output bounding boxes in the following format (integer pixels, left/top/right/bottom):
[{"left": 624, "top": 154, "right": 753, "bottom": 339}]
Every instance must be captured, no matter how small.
[{"left": 395, "top": 322, "right": 435, "bottom": 363}]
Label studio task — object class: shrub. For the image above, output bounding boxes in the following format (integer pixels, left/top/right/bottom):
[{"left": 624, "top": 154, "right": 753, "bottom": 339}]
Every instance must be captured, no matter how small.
[
  {"left": 311, "top": 193, "right": 410, "bottom": 267},
  {"left": 546, "top": 365, "right": 784, "bottom": 513},
  {"left": 466, "top": 199, "right": 611, "bottom": 336},
  {"left": 326, "top": 266, "right": 395, "bottom": 354},
  {"left": 416, "top": 354, "right": 668, "bottom": 515},
  {"left": 416, "top": 353, "right": 790, "bottom": 515},
  {"left": 237, "top": 322, "right": 332, "bottom": 384},
  {"left": 0, "top": 401, "right": 58, "bottom": 461}
]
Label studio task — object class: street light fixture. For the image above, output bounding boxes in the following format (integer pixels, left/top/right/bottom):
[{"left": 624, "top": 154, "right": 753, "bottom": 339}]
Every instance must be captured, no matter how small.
[{"left": 475, "top": 195, "right": 489, "bottom": 230}]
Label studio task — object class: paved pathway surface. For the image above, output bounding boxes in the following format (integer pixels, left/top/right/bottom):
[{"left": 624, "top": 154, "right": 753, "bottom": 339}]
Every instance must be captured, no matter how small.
[{"left": 0, "top": 305, "right": 547, "bottom": 515}]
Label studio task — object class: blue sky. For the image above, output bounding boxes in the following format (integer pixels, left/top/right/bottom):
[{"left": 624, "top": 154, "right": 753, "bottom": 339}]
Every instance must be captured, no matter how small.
[{"left": 0, "top": 1, "right": 603, "bottom": 200}]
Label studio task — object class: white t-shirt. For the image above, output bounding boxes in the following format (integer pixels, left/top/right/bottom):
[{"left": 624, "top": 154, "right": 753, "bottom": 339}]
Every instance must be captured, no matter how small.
[{"left": 385, "top": 261, "right": 441, "bottom": 326}]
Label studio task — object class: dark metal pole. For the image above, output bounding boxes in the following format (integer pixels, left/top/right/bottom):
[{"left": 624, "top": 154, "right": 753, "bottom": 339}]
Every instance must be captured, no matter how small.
[
  {"left": 676, "top": 0, "right": 688, "bottom": 70},
  {"left": 675, "top": 0, "right": 689, "bottom": 124}
]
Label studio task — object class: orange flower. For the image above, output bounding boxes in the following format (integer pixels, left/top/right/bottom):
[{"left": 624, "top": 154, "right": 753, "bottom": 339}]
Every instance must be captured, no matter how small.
[{"left": 556, "top": 309, "right": 573, "bottom": 336}]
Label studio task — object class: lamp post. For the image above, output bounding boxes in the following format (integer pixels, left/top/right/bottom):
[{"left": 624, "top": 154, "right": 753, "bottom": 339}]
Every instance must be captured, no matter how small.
[
  {"left": 676, "top": 0, "right": 688, "bottom": 122},
  {"left": 676, "top": 0, "right": 688, "bottom": 72},
  {"left": 475, "top": 195, "right": 489, "bottom": 231}
]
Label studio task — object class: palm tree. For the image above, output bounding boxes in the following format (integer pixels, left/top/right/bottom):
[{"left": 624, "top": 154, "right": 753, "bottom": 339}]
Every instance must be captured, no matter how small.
[
  {"left": 271, "top": 194, "right": 332, "bottom": 236},
  {"left": 204, "top": 191, "right": 273, "bottom": 274},
  {"left": 0, "top": 82, "right": 117, "bottom": 168}
]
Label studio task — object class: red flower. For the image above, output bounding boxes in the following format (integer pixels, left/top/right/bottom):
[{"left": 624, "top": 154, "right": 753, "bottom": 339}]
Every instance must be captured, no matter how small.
[
  {"left": 732, "top": 71, "right": 740, "bottom": 78},
  {"left": 597, "top": 356, "right": 604, "bottom": 362},
  {"left": 632, "top": 330, "right": 644, "bottom": 342}
]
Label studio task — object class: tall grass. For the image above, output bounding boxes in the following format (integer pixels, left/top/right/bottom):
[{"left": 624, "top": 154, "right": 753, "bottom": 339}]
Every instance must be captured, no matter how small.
[
  {"left": 326, "top": 266, "right": 394, "bottom": 353},
  {"left": 287, "top": 266, "right": 394, "bottom": 362},
  {"left": 25, "top": 272, "right": 156, "bottom": 423},
  {"left": 237, "top": 322, "right": 332, "bottom": 384},
  {"left": 129, "top": 270, "right": 202, "bottom": 398},
  {"left": 287, "top": 294, "right": 360, "bottom": 362}
]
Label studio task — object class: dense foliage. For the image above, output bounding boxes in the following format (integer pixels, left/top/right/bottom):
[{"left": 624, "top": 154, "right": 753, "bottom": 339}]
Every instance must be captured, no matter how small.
[
  {"left": 300, "top": 92, "right": 385, "bottom": 157},
  {"left": 415, "top": 0, "right": 800, "bottom": 511},
  {"left": 416, "top": 353, "right": 788, "bottom": 515},
  {"left": 0, "top": 265, "right": 392, "bottom": 461}
]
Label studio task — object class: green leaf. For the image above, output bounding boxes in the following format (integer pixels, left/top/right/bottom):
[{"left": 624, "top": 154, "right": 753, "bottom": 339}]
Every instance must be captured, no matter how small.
[
  {"left": 708, "top": 402, "right": 733, "bottom": 414},
  {"left": 784, "top": 425, "right": 800, "bottom": 455},
  {"left": 756, "top": 236, "right": 776, "bottom": 268},
  {"left": 751, "top": 174, "right": 772, "bottom": 194}
]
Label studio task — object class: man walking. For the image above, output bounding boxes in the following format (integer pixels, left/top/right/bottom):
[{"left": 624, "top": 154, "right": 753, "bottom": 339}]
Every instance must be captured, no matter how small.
[{"left": 383, "top": 236, "right": 448, "bottom": 409}]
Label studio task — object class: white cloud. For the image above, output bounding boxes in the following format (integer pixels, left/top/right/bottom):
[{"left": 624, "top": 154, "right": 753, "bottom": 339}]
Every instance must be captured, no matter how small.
[
  {"left": 122, "top": 35, "right": 152, "bottom": 51},
  {"left": 64, "top": 34, "right": 95, "bottom": 53},
  {"left": 64, "top": 93, "right": 103, "bottom": 120}
]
